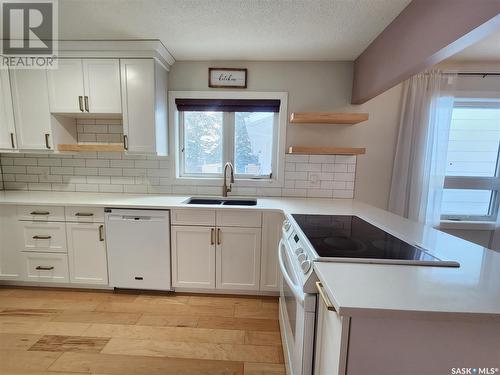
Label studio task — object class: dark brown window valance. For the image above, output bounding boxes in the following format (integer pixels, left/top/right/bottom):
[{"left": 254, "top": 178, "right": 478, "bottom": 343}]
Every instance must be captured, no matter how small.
[{"left": 175, "top": 99, "right": 280, "bottom": 113}]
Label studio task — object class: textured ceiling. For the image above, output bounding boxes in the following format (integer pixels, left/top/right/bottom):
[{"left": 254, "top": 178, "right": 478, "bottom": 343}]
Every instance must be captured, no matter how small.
[
  {"left": 448, "top": 29, "right": 500, "bottom": 62},
  {"left": 58, "top": 0, "right": 411, "bottom": 61}
]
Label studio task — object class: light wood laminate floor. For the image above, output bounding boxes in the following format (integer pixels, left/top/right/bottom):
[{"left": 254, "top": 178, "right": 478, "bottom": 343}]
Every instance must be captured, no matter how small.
[{"left": 0, "top": 287, "right": 285, "bottom": 375}]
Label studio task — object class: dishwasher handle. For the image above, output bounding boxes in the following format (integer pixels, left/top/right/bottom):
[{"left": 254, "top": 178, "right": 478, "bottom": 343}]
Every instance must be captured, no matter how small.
[{"left": 121, "top": 215, "right": 152, "bottom": 221}]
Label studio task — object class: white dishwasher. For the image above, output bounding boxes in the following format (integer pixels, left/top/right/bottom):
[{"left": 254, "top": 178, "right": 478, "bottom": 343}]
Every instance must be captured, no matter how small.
[{"left": 105, "top": 208, "right": 171, "bottom": 291}]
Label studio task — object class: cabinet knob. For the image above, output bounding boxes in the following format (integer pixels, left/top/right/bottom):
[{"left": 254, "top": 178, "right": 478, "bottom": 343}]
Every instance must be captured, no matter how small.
[
  {"left": 10, "top": 133, "right": 15, "bottom": 148},
  {"left": 84, "top": 96, "right": 89, "bottom": 112}
]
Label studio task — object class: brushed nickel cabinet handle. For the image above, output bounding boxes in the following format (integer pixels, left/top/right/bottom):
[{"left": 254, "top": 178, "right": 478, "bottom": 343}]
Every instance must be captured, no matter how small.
[
  {"left": 35, "top": 266, "right": 54, "bottom": 271},
  {"left": 45, "top": 133, "right": 51, "bottom": 149},
  {"left": 10, "top": 133, "right": 15, "bottom": 148},
  {"left": 84, "top": 96, "right": 89, "bottom": 112},
  {"left": 123, "top": 135, "right": 128, "bottom": 150},
  {"left": 30, "top": 211, "right": 50, "bottom": 215},
  {"left": 75, "top": 212, "right": 94, "bottom": 217},
  {"left": 210, "top": 228, "right": 215, "bottom": 245},
  {"left": 316, "top": 282, "right": 336, "bottom": 311},
  {"left": 78, "top": 96, "right": 84, "bottom": 112},
  {"left": 98, "top": 225, "right": 104, "bottom": 242},
  {"left": 33, "top": 235, "right": 52, "bottom": 240},
  {"left": 217, "top": 228, "right": 221, "bottom": 245}
]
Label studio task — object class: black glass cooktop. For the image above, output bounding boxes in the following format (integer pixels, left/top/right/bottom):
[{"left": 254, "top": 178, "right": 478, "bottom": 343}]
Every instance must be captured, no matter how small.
[{"left": 292, "top": 214, "right": 448, "bottom": 263}]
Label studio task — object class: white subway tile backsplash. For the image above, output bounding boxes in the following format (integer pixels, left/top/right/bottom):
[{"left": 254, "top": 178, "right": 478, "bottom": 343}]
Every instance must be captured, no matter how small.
[
  {"left": 98, "top": 184, "right": 123, "bottom": 193},
  {"left": 336, "top": 155, "right": 356, "bottom": 164},
  {"left": 307, "top": 189, "right": 333, "bottom": 198},
  {"left": 333, "top": 190, "right": 355, "bottom": 199},
  {"left": 309, "top": 155, "right": 334, "bottom": 164},
  {"left": 62, "top": 159, "right": 86, "bottom": 167},
  {"left": 3, "top": 166, "right": 26, "bottom": 174},
  {"left": 75, "top": 183, "right": 99, "bottom": 192},
  {"left": 285, "top": 171, "right": 308, "bottom": 180},
  {"left": 295, "top": 163, "right": 321, "bottom": 172},
  {"left": 110, "top": 160, "right": 135, "bottom": 168},
  {"left": 124, "top": 184, "right": 149, "bottom": 193},
  {"left": 0, "top": 118, "right": 357, "bottom": 199},
  {"left": 285, "top": 154, "right": 309, "bottom": 163},
  {"left": 38, "top": 158, "right": 62, "bottom": 167},
  {"left": 14, "top": 158, "right": 37, "bottom": 166},
  {"left": 74, "top": 167, "right": 98, "bottom": 176}
]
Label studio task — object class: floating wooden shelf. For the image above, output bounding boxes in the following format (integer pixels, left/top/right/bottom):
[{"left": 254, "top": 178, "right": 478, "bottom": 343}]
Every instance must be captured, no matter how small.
[
  {"left": 288, "top": 146, "right": 366, "bottom": 155},
  {"left": 290, "top": 112, "right": 369, "bottom": 124},
  {"left": 58, "top": 144, "right": 125, "bottom": 152}
]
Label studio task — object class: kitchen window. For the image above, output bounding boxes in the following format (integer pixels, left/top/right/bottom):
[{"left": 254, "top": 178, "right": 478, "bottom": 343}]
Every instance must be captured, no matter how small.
[
  {"left": 170, "top": 92, "right": 287, "bottom": 186},
  {"left": 441, "top": 99, "right": 500, "bottom": 222}
]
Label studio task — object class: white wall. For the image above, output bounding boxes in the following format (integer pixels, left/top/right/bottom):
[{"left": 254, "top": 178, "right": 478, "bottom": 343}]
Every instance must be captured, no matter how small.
[{"left": 169, "top": 61, "right": 402, "bottom": 208}]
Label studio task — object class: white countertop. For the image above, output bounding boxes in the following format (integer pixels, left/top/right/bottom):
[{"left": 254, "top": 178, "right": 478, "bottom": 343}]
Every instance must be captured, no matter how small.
[{"left": 1, "top": 190, "right": 499, "bottom": 318}]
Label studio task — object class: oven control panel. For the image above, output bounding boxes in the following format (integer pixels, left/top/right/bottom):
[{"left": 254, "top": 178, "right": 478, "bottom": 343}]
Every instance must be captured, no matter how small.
[{"left": 283, "top": 221, "right": 315, "bottom": 275}]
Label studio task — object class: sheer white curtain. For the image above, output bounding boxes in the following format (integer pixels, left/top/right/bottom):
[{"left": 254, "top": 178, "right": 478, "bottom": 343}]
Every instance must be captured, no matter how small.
[{"left": 388, "top": 71, "right": 456, "bottom": 226}]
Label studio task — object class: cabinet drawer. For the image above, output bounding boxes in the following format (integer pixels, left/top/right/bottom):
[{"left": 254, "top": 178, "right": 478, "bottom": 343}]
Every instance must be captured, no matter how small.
[
  {"left": 171, "top": 209, "right": 216, "bottom": 226},
  {"left": 19, "top": 222, "right": 67, "bottom": 253},
  {"left": 216, "top": 210, "right": 262, "bottom": 228},
  {"left": 65, "top": 206, "right": 104, "bottom": 223},
  {"left": 17, "top": 205, "right": 65, "bottom": 222},
  {"left": 22, "top": 252, "right": 69, "bottom": 283}
]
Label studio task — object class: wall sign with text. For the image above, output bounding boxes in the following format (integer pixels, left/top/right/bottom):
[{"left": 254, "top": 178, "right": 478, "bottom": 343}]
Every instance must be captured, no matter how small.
[{"left": 209, "top": 68, "right": 247, "bottom": 88}]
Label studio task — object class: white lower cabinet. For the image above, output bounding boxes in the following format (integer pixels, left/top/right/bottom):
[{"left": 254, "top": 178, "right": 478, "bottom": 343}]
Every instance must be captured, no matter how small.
[
  {"left": 19, "top": 221, "right": 67, "bottom": 253},
  {"left": 260, "top": 211, "right": 283, "bottom": 291},
  {"left": 67, "top": 223, "right": 108, "bottom": 285},
  {"left": 0, "top": 205, "right": 22, "bottom": 280},
  {"left": 22, "top": 252, "right": 69, "bottom": 283},
  {"left": 172, "top": 224, "right": 262, "bottom": 292},
  {"left": 314, "top": 283, "right": 350, "bottom": 375},
  {"left": 0, "top": 204, "right": 109, "bottom": 286},
  {"left": 171, "top": 226, "right": 215, "bottom": 289},
  {"left": 216, "top": 227, "right": 261, "bottom": 290}
]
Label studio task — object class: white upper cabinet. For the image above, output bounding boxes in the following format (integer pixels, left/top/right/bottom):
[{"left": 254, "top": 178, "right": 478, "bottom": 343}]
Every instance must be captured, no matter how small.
[
  {"left": 0, "top": 70, "right": 16, "bottom": 151},
  {"left": 121, "top": 59, "right": 168, "bottom": 155},
  {"left": 47, "top": 59, "right": 85, "bottom": 113},
  {"left": 83, "top": 59, "right": 121, "bottom": 114},
  {"left": 10, "top": 69, "right": 53, "bottom": 151},
  {"left": 47, "top": 58, "right": 121, "bottom": 114}
]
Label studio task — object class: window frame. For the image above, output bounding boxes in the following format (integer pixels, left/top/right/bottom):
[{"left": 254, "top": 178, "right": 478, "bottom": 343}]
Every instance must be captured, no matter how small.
[
  {"left": 440, "top": 98, "right": 500, "bottom": 223},
  {"left": 168, "top": 91, "right": 288, "bottom": 188}
]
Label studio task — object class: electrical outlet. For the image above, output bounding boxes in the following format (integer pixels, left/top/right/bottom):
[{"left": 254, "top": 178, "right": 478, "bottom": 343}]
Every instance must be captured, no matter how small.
[{"left": 309, "top": 173, "right": 319, "bottom": 183}]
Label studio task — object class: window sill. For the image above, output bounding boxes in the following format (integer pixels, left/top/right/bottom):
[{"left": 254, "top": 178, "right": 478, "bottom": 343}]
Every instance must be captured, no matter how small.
[{"left": 439, "top": 220, "right": 497, "bottom": 231}]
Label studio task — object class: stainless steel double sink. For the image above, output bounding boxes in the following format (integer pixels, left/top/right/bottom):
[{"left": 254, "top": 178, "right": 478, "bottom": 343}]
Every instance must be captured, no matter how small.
[{"left": 184, "top": 197, "right": 257, "bottom": 206}]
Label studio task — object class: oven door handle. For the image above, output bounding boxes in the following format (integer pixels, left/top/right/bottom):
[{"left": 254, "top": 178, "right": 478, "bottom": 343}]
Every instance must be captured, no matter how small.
[{"left": 279, "top": 239, "right": 305, "bottom": 305}]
